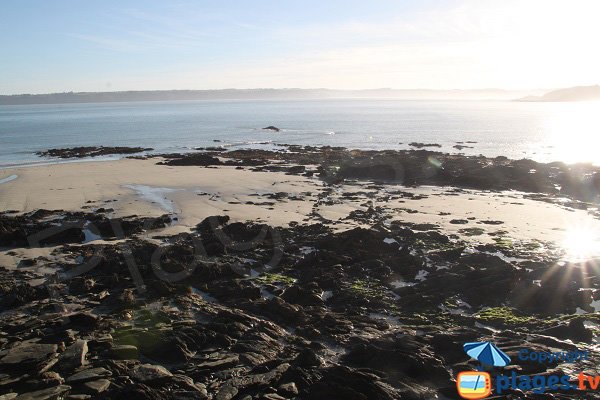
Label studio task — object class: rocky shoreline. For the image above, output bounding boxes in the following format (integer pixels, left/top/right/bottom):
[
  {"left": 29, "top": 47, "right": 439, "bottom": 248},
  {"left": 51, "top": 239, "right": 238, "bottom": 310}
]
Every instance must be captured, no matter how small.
[
  {"left": 1, "top": 146, "right": 600, "bottom": 399},
  {"left": 162, "top": 144, "right": 600, "bottom": 203},
  {"left": 36, "top": 146, "right": 153, "bottom": 159}
]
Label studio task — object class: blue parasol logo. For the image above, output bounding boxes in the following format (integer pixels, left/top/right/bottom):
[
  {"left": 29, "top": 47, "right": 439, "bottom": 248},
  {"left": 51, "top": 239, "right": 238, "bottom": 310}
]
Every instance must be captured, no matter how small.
[{"left": 463, "top": 342, "right": 511, "bottom": 369}]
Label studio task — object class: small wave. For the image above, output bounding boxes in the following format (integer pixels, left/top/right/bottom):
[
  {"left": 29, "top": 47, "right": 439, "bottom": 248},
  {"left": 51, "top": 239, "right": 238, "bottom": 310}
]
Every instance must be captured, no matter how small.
[
  {"left": 0, "top": 157, "right": 121, "bottom": 170},
  {"left": 245, "top": 126, "right": 334, "bottom": 135},
  {"left": 256, "top": 127, "right": 337, "bottom": 136},
  {"left": 221, "top": 140, "right": 273, "bottom": 148}
]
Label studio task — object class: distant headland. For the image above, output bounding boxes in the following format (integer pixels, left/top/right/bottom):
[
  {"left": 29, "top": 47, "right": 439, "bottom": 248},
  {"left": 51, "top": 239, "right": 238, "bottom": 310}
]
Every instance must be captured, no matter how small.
[
  {"left": 0, "top": 88, "right": 534, "bottom": 105},
  {"left": 516, "top": 85, "right": 600, "bottom": 102}
]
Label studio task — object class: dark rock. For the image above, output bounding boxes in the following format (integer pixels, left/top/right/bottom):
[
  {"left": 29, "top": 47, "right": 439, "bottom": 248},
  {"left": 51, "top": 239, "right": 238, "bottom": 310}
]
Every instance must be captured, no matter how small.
[
  {"left": 343, "top": 334, "right": 451, "bottom": 387},
  {"left": 453, "top": 144, "right": 474, "bottom": 150},
  {"left": 66, "top": 367, "right": 112, "bottom": 384},
  {"left": 36, "top": 146, "right": 152, "bottom": 159},
  {"left": 287, "top": 165, "right": 305, "bottom": 174},
  {"left": 130, "top": 364, "right": 172, "bottom": 382},
  {"left": 13, "top": 385, "right": 71, "bottom": 400},
  {"left": 0, "top": 343, "right": 57, "bottom": 371},
  {"left": 294, "top": 349, "right": 322, "bottom": 368},
  {"left": 38, "top": 371, "right": 64, "bottom": 387},
  {"left": 540, "top": 319, "right": 593, "bottom": 343},
  {"left": 304, "top": 366, "right": 401, "bottom": 400},
  {"left": 226, "top": 363, "right": 290, "bottom": 390},
  {"left": 160, "top": 153, "right": 222, "bottom": 167},
  {"left": 215, "top": 384, "right": 238, "bottom": 400},
  {"left": 262, "top": 126, "right": 281, "bottom": 132},
  {"left": 110, "top": 345, "right": 139, "bottom": 360},
  {"left": 281, "top": 285, "right": 324, "bottom": 306},
  {"left": 278, "top": 382, "right": 298, "bottom": 396},
  {"left": 409, "top": 142, "right": 442, "bottom": 148},
  {"left": 338, "top": 164, "right": 398, "bottom": 181},
  {"left": 56, "top": 340, "right": 88, "bottom": 372},
  {"left": 263, "top": 297, "right": 304, "bottom": 323},
  {"left": 195, "top": 355, "right": 239, "bottom": 370},
  {"left": 81, "top": 379, "right": 111, "bottom": 394},
  {"left": 0, "top": 282, "right": 48, "bottom": 310}
]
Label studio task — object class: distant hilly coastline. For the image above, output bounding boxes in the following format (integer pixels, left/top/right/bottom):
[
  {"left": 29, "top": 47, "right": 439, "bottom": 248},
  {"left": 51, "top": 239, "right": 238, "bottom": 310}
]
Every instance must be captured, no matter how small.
[
  {"left": 0, "top": 88, "right": 535, "bottom": 105},
  {"left": 516, "top": 85, "right": 600, "bottom": 102}
]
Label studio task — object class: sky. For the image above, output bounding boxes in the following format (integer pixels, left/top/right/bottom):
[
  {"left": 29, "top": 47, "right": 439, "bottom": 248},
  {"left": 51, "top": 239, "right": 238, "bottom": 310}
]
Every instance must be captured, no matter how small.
[{"left": 1, "top": 0, "right": 599, "bottom": 94}]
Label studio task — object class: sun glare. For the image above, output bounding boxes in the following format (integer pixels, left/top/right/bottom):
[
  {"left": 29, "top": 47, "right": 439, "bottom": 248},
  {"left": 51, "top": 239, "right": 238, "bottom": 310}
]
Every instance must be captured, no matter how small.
[
  {"left": 561, "top": 225, "right": 600, "bottom": 263},
  {"left": 543, "top": 102, "right": 600, "bottom": 165}
]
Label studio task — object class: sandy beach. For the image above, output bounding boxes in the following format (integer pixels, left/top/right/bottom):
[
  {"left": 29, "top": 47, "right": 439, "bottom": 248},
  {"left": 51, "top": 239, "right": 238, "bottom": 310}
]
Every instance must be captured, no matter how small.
[{"left": 3, "top": 157, "right": 599, "bottom": 243}]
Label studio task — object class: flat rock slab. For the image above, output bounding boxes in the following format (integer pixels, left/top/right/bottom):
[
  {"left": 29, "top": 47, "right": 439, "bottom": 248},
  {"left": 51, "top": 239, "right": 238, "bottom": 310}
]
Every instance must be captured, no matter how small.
[
  {"left": 14, "top": 385, "right": 70, "bottom": 400},
  {"left": 195, "top": 355, "right": 239, "bottom": 370},
  {"left": 66, "top": 367, "right": 112, "bottom": 384},
  {"left": 82, "top": 379, "right": 111, "bottom": 394},
  {"left": 0, "top": 343, "right": 57, "bottom": 366}
]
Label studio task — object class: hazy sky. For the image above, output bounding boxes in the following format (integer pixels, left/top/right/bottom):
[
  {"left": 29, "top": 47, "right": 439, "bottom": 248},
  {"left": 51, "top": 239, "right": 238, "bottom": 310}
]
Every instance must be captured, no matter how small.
[{"left": 1, "top": 0, "right": 599, "bottom": 94}]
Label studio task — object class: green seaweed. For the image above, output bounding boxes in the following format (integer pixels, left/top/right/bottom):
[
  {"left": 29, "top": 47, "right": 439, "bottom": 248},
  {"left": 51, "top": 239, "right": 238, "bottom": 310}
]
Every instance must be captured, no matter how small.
[
  {"left": 476, "top": 306, "right": 533, "bottom": 326},
  {"left": 255, "top": 272, "right": 297, "bottom": 286},
  {"left": 493, "top": 237, "right": 514, "bottom": 249},
  {"left": 350, "top": 278, "right": 388, "bottom": 300},
  {"left": 459, "top": 227, "right": 486, "bottom": 236}
]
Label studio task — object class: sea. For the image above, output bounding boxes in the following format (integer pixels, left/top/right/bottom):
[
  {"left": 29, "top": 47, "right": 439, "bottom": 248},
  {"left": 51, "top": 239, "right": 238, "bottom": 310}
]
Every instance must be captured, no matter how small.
[{"left": 1, "top": 99, "right": 600, "bottom": 168}]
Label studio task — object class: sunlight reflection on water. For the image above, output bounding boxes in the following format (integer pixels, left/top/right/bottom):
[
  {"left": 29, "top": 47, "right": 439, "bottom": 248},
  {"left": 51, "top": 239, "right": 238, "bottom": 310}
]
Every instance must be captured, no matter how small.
[{"left": 542, "top": 102, "right": 600, "bottom": 165}]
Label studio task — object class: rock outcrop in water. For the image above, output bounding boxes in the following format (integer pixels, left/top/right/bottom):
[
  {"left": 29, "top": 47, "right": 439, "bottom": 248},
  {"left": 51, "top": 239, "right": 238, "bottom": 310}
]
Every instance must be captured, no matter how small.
[
  {"left": 262, "top": 126, "right": 281, "bottom": 132},
  {"left": 37, "top": 146, "right": 153, "bottom": 159}
]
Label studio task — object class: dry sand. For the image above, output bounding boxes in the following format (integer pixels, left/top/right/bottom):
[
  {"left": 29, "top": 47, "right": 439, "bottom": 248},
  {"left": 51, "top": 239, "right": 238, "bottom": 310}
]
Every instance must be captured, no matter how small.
[{"left": 0, "top": 159, "right": 317, "bottom": 228}]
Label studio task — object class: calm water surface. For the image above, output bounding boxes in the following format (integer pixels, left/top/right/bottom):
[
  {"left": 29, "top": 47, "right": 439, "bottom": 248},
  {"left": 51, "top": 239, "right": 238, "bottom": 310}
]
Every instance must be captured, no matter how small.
[{"left": 1, "top": 99, "right": 600, "bottom": 167}]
